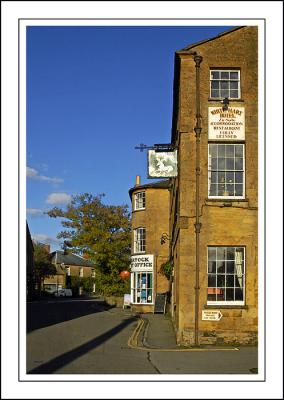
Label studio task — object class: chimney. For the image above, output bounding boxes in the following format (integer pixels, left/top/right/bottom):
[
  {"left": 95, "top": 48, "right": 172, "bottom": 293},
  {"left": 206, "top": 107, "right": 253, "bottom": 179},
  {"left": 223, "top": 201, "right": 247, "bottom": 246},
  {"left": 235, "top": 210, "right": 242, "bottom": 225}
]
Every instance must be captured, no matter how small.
[{"left": 135, "top": 175, "right": 141, "bottom": 186}]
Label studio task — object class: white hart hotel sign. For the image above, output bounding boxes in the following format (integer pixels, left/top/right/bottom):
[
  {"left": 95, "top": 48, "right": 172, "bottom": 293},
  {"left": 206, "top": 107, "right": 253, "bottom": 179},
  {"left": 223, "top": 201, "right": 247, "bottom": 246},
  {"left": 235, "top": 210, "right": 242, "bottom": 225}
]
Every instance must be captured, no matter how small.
[{"left": 208, "top": 107, "right": 245, "bottom": 140}]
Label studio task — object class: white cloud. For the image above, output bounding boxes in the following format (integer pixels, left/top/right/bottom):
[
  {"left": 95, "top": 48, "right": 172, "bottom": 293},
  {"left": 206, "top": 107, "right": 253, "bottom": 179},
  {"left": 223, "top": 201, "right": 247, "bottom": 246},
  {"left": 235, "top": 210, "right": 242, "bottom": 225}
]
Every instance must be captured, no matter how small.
[
  {"left": 46, "top": 192, "right": 71, "bottom": 205},
  {"left": 32, "top": 234, "right": 62, "bottom": 245},
  {"left": 27, "top": 208, "right": 43, "bottom": 216},
  {"left": 27, "top": 166, "right": 63, "bottom": 184}
]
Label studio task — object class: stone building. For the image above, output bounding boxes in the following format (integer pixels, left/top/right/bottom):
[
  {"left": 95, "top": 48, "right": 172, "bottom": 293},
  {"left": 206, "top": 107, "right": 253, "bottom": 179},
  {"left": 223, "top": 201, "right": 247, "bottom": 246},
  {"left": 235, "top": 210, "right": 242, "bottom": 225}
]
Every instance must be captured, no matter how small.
[
  {"left": 129, "top": 26, "right": 258, "bottom": 345},
  {"left": 44, "top": 250, "right": 96, "bottom": 295},
  {"left": 128, "top": 176, "right": 171, "bottom": 313},
  {"left": 169, "top": 26, "right": 258, "bottom": 345}
]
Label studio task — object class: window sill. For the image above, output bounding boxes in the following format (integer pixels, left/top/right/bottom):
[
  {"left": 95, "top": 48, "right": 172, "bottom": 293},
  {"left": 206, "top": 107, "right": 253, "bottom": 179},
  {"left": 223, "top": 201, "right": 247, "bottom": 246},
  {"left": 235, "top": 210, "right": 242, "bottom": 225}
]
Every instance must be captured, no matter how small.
[
  {"left": 132, "top": 208, "right": 146, "bottom": 213},
  {"left": 208, "top": 98, "right": 244, "bottom": 102},
  {"left": 204, "top": 304, "right": 248, "bottom": 309}
]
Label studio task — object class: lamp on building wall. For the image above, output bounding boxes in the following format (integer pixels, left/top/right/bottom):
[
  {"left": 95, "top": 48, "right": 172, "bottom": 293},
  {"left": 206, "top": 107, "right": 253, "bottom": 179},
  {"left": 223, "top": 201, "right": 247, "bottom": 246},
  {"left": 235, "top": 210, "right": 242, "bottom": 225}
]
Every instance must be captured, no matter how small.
[
  {"left": 160, "top": 233, "right": 170, "bottom": 245},
  {"left": 221, "top": 97, "right": 229, "bottom": 111}
]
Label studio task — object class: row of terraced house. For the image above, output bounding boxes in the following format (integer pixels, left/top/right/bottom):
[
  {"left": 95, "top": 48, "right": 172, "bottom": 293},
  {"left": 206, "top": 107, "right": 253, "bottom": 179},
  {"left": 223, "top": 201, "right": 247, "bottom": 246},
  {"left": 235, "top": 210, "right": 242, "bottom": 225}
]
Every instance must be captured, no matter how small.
[{"left": 128, "top": 26, "right": 258, "bottom": 346}]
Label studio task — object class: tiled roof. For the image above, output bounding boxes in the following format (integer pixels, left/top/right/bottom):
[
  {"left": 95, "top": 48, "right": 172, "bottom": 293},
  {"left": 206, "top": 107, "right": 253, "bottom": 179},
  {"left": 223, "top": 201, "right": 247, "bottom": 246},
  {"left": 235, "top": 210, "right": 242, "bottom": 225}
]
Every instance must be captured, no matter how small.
[
  {"left": 51, "top": 251, "right": 95, "bottom": 267},
  {"left": 129, "top": 179, "right": 171, "bottom": 198}
]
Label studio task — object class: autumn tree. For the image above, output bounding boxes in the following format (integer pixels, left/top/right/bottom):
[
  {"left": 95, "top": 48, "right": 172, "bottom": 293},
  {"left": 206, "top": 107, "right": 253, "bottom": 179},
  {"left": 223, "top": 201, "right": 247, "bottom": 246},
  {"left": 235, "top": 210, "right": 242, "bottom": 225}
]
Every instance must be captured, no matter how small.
[
  {"left": 33, "top": 242, "right": 57, "bottom": 295},
  {"left": 46, "top": 193, "right": 131, "bottom": 296}
]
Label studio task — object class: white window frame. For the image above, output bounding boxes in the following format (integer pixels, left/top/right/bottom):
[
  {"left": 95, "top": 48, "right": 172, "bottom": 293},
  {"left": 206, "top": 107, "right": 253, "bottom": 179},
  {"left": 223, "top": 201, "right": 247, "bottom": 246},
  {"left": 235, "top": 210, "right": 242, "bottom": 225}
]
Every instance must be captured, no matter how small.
[
  {"left": 207, "top": 246, "right": 245, "bottom": 306},
  {"left": 79, "top": 267, "right": 84, "bottom": 277},
  {"left": 131, "top": 271, "right": 153, "bottom": 304},
  {"left": 208, "top": 143, "right": 245, "bottom": 199},
  {"left": 134, "top": 191, "right": 145, "bottom": 210},
  {"left": 91, "top": 268, "right": 96, "bottom": 278},
  {"left": 66, "top": 266, "right": 71, "bottom": 276},
  {"left": 210, "top": 69, "right": 241, "bottom": 99},
  {"left": 133, "top": 227, "right": 146, "bottom": 253}
]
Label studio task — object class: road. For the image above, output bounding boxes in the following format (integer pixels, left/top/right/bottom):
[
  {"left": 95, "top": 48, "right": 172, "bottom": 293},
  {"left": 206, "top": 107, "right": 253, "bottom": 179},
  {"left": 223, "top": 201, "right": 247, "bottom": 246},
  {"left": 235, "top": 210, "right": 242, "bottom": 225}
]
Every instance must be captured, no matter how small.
[{"left": 26, "top": 298, "right": 258, "bottom": 375}]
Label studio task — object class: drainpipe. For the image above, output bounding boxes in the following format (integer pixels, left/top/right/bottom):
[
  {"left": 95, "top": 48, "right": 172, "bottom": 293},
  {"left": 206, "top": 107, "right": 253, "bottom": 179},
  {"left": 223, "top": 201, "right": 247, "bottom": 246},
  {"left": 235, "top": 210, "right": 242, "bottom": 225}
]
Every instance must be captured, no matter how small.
[{"left": 193, "top": 54, "right": 203, "bottom": 347}]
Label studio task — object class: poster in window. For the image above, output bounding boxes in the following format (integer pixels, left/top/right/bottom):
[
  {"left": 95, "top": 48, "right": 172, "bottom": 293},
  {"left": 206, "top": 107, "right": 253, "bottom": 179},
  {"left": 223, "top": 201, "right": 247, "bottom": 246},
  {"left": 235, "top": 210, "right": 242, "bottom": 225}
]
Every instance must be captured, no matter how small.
[{"left": 148, "top": 150, "right": 178, "bottom": 178}]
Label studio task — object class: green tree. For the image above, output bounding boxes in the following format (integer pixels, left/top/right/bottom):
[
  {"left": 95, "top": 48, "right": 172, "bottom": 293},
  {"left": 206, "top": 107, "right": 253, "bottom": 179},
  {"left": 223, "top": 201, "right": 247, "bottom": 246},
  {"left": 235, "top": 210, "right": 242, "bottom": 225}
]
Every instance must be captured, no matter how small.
[
  {"left": 33, "top": 242, "right": 57, "bottom": 295},
  {"left": 46, "top": 193, "right": 131, "bottom": 296}
]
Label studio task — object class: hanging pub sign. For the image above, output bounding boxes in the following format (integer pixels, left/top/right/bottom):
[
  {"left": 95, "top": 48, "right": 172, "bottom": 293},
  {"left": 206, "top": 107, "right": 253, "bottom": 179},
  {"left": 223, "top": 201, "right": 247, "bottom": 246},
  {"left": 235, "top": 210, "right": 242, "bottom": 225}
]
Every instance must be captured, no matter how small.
[
  {"left": 148, "top": 150, "right": 178, "bottom": 178},
  {"left": 130, "top": 254, "right": 154, "bottom": 272},
  {"left": 208, "top": 107, "right": 245, "bottom": 140}
]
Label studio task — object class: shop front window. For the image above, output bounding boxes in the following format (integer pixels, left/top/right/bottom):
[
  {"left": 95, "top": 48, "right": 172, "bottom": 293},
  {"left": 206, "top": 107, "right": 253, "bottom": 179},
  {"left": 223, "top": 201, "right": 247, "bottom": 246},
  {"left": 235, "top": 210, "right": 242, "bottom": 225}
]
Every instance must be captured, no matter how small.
[{"left": 131, "top": 271, "right": 153, "bottom": 304}]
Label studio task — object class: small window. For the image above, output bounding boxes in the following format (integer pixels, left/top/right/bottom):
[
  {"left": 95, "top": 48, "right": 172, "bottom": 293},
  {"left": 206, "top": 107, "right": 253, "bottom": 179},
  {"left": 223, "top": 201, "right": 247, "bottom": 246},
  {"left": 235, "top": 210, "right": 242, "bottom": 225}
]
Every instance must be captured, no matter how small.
[
  {"left": 66, "top": 267, "right": 70, "bottom": 276},
  {"left": 208, "top": 144, "right": 245, "bottom": 199},
  {"left": 134, "top": 191, "right": 145, "bottom": 210},
  {"left": 133, "top": 227, "right": 146, "bottom": 253},
  {"left": 91, "top": 269, "right": 96, "bottom": 278},
  {"left": 79, "top": 268, "right": 84, "bottom": 277},
  {"left": 207, "top": 246, "right": 245, "bottom": 305},
  {"left": 210, "top": 69, "right": 240, "bottom": 99}
]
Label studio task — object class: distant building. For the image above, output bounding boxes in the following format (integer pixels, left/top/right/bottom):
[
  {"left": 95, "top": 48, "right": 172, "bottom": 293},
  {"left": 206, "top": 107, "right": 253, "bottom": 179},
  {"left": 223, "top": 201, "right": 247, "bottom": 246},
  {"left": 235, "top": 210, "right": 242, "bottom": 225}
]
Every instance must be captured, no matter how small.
[
  {"left": 128, "top": 176, "right": 171, "bottom": 312},
  {"left": 43, "top": 250, "right": 96, "bottom": 295}
]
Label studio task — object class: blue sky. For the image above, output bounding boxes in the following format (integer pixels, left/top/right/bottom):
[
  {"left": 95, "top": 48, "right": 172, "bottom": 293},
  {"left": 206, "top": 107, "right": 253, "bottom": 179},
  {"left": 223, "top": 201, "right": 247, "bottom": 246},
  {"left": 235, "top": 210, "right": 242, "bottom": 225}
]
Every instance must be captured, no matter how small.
[{"left": 26, "top": 25, "right": 235, "bottom": 250}]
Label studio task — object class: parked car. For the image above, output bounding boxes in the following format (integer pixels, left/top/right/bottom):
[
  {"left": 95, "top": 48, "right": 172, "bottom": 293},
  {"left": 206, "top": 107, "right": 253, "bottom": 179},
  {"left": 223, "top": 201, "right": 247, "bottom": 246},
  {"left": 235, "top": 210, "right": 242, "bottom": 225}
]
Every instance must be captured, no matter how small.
[{"left": 54, "top": 289, "right": 72, "bottom": 297}]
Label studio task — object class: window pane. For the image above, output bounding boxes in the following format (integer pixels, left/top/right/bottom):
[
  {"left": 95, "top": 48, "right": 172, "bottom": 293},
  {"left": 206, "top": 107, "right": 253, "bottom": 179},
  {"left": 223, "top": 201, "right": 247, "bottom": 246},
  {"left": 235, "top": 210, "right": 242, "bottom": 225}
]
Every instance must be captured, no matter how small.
[
  {"left": 235, "top": 184, "right": 243, "bottom": 196},
  {"left": 211, "top": 89, "right": 219, "bottom": 98},
  {"left": 227, "top": 248, "right": 235, "bottom": 260},
  {"left": 211, "top": 158, "right": 217, "bottom": 169},
  {"left": 226, "top": 275, "right": 234, "bottom": 287},
  {"left": 217, "top": 247, "right": 226, "bottom": 260},
  {"left": 227, "top": 261, "right": 235, "bottom": 273},
  {"left": 235, "top": 145, "right": 243, "bottom": 157},
  {"left": 226, "top": 145, "right": 234, "bottom": 157},
  {"left": 208, "top": 293, "right": 216, "bottom": 301},
  {"left": 209, "top": 144, "right": 217, "bottom": 157},
  {"left": 220, "top": 89, "right": 229, "bottom": 98},
  {"left": 235, "top": 288, "right": 244, "bottom": 301},
  {"left": 235, "top": 171, "right": 243, "bottom": 183},
  {"left": 217, "top": 261, "right": 225, "bottom": 273},
  {"left": 218, "top": 158, "right": 225, "bottom": 169},
  {"left": 235, "top": 157, "right": 243, "bottom": 170},
  {"left": 209, "top": 183, "right": 217, "bottom": 196},
  {"left": 225, "top": 288, "right": 234, "bottom": 301},
  {"left": 226, "top": 171, "right": 234, "bottom": 182},
  {"left": 211, "top": 81, "right": 219, "bottom": 89},
  {"left": 220, "top": 81, "right": 229, "bottom": 89},
  {"left": 218, "top": 185, "right": 226, "bottom": 196},
  {"left": 208, "top": 274, "right": 216, "bottom": 287},
  {"left": 235, "top": 275, "right": 243, "bottom": 288},
  {"left": 218, "top": 172, "right": 225, "bottom": 183},
  {"left": 230, "top": 71, "right": 239, "bottom": 79},
  {"left": 208, "top": 247, "right": 216, "bottom": 260},
  {"left": 218, "top": 145, "right": 225, "bottom": 157},
  {"left": 226, "top": 184, "right": 234, "bottom": 195},
  {"left": 221, "top": 71, "right": 229, "bottom": 79},
  {"left": 226, "top": 158, "right": 234, "bottom": 170},
  {"left": 217, "top": 290, "right": 225, "bottom": 301},
  {"left": 230, "top": 90, "right": 239, "bottom": 98},
  {"left": 208, "top": 261, "right": 216, "bottom": 273},
  {"left": 217, "top": 275, "right": 225, "bottom": 287},
  {"left": 211, "top": 71, "right": 220, "bottom": 79},
  {"left": 211, "top": 172, "right": 217, "bottom": 183},
  {"left": 230, "top": 81, "right": 238, "bottom": 89}
]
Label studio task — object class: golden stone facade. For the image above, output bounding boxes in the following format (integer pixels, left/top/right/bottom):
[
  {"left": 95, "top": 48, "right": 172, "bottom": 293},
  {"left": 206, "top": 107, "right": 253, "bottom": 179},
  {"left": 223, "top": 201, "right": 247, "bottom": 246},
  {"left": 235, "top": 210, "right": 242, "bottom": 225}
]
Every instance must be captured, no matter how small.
[{"left": 129, "top": 26, "right": 258, "bottom": 345}]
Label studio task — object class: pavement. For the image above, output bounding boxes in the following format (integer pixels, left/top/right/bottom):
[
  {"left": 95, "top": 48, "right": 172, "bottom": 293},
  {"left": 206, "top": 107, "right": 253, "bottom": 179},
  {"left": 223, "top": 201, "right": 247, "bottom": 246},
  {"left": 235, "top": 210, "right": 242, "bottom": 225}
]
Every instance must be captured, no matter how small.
[{"left": 130, "top": 311, "right": 241, "bottom": 351}]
